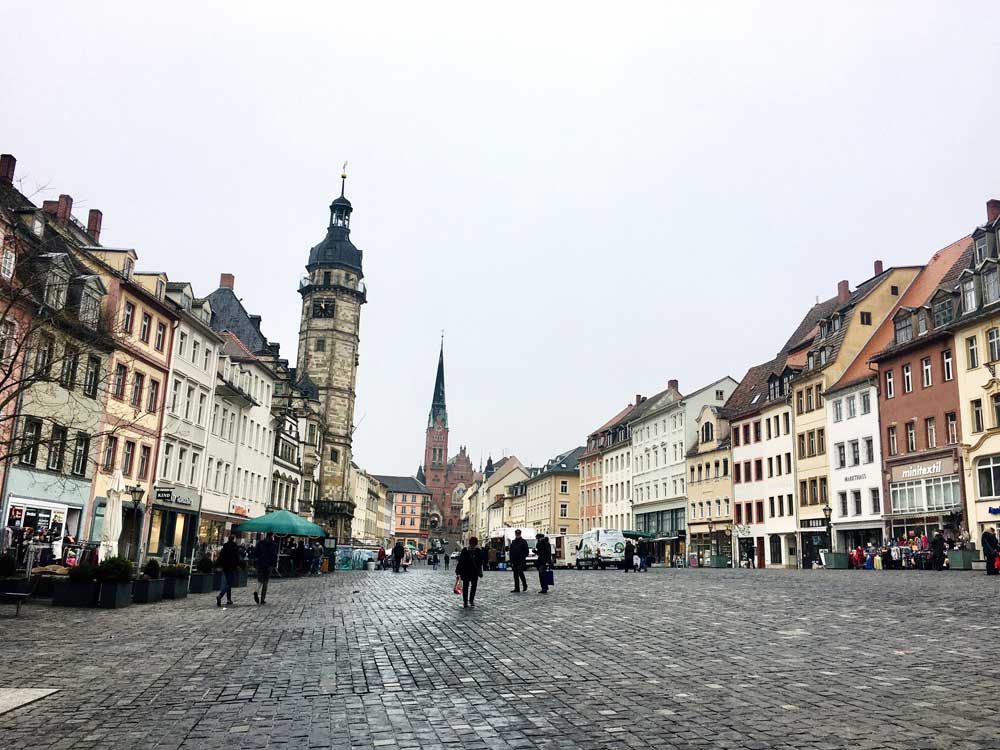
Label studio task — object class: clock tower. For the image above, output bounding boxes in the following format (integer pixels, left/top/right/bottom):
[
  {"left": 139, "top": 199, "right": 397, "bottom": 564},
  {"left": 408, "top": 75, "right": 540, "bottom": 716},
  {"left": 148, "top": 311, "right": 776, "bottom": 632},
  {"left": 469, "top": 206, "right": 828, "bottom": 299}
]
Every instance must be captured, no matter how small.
[{"left": 296, "top": 170, "right": 367, "bottom": 542}]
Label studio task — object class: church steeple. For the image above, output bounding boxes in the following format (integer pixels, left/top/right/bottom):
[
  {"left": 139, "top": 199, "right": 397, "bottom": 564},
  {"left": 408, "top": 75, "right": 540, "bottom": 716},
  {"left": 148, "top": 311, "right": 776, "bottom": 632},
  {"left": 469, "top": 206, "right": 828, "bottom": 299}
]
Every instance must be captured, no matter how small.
[{"left": 428, "top": 339, "right": 447, "bottom": 428}]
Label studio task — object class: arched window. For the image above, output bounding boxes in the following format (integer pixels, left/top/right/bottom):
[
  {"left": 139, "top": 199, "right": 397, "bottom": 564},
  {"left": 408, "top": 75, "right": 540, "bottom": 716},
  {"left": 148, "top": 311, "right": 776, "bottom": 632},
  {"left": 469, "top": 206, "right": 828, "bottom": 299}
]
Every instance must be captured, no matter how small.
[{"left": 702, "top": 422, "right": 714, "bottom": 443}]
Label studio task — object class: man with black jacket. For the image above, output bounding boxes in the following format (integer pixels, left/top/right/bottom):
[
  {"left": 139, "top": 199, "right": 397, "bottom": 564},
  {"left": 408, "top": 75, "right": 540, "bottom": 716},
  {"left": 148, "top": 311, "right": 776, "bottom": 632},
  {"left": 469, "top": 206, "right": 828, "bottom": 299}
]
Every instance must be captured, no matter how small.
[
  {"left": 508, "top": 529, "right": 529, "bottom": 593},
  {"left": 982, "top": 527, "right": 998, "bottom": 576},
  {"left": 253, "top": 532, "right": 278, "bottom": 604},
  {"left": 216, "top": 534, "right": 241, "bottom": 608},
  {"left": 392, "top": 541, "right": 405, "bottom": 573},
  {"left": 535, "top": 533, "right": 552, "bottom": 594}
]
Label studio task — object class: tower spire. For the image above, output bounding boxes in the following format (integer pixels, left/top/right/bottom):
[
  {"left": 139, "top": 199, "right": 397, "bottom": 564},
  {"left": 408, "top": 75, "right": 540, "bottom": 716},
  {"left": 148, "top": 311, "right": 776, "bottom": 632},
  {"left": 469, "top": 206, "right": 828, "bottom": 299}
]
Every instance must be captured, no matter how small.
[
  {"left": 429, "top": 338, "right": 447, "bottom": 428},
  {"left": 340, "top": 161, "right": 347, "bottom": 198}
]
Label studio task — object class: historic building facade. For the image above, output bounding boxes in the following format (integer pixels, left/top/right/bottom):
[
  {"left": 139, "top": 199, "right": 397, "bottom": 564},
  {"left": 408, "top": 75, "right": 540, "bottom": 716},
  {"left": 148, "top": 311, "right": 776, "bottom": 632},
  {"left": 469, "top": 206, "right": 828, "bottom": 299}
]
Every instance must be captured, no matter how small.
[
  {"left": 416, "top": 343, "right": 478, "bottom": 547},
  {"left": 686, "top": 404, "right": 733, "bottom": 567},
  {"left": 293, "top": 175, "right": 367, "bottom": 542},
  {"left": 524, "top": 447, "right": 584, "bottom": 536}
]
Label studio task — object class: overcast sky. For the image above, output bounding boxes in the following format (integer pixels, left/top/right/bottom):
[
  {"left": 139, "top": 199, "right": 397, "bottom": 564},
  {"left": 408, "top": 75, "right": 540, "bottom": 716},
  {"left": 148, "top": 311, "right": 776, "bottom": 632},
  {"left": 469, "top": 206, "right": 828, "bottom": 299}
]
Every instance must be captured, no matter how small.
[{"left": 5, "top": 2, "right": 1000, "bottom": 474}]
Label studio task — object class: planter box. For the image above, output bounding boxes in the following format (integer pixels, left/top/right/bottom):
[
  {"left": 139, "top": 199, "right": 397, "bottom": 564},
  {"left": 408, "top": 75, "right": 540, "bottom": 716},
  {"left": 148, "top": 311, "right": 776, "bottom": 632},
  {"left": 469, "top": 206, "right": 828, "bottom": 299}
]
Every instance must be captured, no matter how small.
[
  {"left": 163, "top": 577, "right": 189, "bottom": 599},
  {"left": 98, "top": 580, "right": 133, "bottom": 609},
  {"left": 133, "top": 578, "right": 164, "bottom": 604},
  {"left": 53, "top": 580, "right": 98, "bottom": 607},
  {"left": 211, "top": 571, "right": 223, "bottom": 590},
  {"left": 32, "top": 575, "right": 58, "bottom": 598},
  {"left": 235, "top": 569, "right": 248, "bottom": 588},
  {"left": 188, "top": 573, "right": 213, "bottom": 593},
  {"left": 948, "top": 549, "right": 979, "bottom": 570},
  {"left": 709, "top": 554, "right": 731, "bottom": 569},
  {"left": 823, "top": 551, "right": 850, "bottom": 570}
]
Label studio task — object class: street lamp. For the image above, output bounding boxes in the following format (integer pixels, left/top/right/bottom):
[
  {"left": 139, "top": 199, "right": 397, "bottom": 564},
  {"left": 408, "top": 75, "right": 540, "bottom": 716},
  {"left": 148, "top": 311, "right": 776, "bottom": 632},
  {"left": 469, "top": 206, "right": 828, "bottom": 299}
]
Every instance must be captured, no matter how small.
[
  {"left": 707, "top": 517, "right": 716, "bottom": 562},
  {"left": 822, "top": 502, "right": 833, "bottom": 554},
  {"left": 127, "top": 484, "right": 146, "bottom": 565}
]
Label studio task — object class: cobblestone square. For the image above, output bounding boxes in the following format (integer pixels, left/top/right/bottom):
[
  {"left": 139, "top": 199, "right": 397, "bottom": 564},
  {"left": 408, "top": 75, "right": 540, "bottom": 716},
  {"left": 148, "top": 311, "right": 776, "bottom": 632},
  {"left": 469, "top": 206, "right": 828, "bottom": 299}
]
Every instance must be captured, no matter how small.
[{"left": 1, "top": 567, "right": 998, "bottom": 749}]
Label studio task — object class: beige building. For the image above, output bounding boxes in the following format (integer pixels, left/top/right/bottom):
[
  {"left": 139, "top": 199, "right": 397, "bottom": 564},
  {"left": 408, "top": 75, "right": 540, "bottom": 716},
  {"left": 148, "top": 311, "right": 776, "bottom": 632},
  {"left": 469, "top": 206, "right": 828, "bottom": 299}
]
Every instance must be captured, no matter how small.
[
  {"left": 472, "top": 456, "right": 526, "bottom": 541},
  {"left": 686, "top": 404, "right": 733, "bottom": 566},
  {"left": 524, "top": 447, "right": 585, "bottom": 535},
  {"left": 791, "top": 265, "right": 920, "bottom": 566},
  {"left": 349, "top": 464, "right": 387, "bottom": 545}
]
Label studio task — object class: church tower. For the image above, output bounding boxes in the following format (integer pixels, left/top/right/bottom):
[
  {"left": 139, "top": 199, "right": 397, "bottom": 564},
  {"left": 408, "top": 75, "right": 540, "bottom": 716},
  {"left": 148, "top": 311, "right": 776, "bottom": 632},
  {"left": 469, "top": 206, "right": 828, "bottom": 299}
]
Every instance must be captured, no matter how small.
[
  {"left": 296, "top": 169, "right": 367, "bottom": 543},
  {"left": 424, "top": 342, "right": 449, "bottom": 494}
]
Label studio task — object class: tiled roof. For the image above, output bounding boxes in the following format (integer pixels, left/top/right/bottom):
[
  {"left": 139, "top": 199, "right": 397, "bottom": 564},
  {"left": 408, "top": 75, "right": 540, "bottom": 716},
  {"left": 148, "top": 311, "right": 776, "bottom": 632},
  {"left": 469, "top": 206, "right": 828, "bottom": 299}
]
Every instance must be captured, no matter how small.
[
  {"left": 530, "top": 446, "right": 586, "bottom": 480},
  {"left": 220, "top": 331, "right": 260, "bottom": 361},
  {"left": 832, "top": 236, "right": 971, "bottom": 390},
  {"left": 780, "top": 297, "right": 839, "bottom": 353},
  {"left": 628, "top": 383, "right": 683, "bottom": 425},
  {"left": 372, "top": 475, "right": 429, "bottom": 494},
  {"left": 722, "top": 355, "right": 787, "bottom": 420}
]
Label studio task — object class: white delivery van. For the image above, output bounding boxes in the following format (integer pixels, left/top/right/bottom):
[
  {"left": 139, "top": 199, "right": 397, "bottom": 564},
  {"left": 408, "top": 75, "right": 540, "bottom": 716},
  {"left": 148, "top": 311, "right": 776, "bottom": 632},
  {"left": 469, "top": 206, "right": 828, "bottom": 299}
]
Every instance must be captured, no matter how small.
[
  {"left": 576, "top": 528, "right": 626, "bottom": 569},
  {"left": 551, "top": 534, "right": 582, "bottom": 568}
]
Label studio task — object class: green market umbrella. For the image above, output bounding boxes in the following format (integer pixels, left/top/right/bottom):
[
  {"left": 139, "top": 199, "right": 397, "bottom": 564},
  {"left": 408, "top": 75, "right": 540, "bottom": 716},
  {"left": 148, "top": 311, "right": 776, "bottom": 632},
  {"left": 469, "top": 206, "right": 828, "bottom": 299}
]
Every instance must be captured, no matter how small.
[{"left": 235, "top": 510, "right": 326, "bottom": 537}]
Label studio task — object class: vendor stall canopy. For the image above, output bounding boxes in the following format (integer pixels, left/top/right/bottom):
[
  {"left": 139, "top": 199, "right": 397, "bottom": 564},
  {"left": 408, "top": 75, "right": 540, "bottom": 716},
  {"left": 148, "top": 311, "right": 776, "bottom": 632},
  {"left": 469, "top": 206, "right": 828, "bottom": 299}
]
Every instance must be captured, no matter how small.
[{"left": 235, "top": 510, "right": 326, "bottom": 537}]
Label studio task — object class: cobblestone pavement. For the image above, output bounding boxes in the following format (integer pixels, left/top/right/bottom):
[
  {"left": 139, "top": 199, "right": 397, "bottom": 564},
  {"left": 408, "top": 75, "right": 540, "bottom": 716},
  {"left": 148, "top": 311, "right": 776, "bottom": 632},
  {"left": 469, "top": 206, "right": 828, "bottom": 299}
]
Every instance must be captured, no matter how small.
[{"left": 1, "top": 566, "right": 999, "bottom": 749}]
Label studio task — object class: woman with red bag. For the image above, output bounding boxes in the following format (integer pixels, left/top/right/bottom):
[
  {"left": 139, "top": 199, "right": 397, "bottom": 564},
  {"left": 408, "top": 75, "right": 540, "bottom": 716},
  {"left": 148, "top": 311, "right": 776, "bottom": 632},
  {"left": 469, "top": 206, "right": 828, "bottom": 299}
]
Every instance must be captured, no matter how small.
[{"left": 455, "top": 536, "right": 485, "bottom": 608}]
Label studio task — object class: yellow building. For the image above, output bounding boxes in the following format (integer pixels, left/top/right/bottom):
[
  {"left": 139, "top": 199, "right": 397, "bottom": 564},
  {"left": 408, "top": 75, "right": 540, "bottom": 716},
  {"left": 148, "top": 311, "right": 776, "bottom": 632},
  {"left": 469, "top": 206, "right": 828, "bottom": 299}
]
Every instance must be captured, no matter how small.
[
  {"left": 74, "top": 248, "right": 179, "bottom": 558},
  {"left": 686, "top": 404, "right": 733, "bottom": 567},
  {"left": 524, "top": 447, "right": 584, "bottom": 535},
  {"left": 791, "top": 266, "right": 920, "bottom": 566},
  {"left": 953, "top": 202, "right": 1000, "bottom": 540}
]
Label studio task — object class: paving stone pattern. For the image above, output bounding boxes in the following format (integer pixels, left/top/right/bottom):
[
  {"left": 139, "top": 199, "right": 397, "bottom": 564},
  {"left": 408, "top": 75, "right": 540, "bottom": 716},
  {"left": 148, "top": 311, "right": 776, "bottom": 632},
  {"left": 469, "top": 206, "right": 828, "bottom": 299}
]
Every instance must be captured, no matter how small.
[{"left": 1, "top": 567, "right": 999, "bottom": 749}]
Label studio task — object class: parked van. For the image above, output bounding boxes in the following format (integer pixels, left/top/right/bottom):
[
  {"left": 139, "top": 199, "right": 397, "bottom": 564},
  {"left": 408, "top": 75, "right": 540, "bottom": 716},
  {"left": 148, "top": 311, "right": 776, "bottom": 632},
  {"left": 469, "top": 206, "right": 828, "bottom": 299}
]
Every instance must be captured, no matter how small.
[{"left": 576, "top": 528, "right": 626, "bottom": 569}]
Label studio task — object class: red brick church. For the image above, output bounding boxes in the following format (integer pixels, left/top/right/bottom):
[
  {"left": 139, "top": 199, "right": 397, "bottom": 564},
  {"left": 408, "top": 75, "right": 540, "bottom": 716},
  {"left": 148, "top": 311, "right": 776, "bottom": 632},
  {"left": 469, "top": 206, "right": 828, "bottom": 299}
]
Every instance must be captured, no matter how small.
[{"left": 416, "top": 343, "right": 478, "bottom": 548}]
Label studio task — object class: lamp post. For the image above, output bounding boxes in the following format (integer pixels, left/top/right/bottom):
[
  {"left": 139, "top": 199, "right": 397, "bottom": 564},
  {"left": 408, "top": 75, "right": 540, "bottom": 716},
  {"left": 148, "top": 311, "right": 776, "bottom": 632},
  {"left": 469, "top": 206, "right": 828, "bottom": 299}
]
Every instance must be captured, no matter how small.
[
  {"left": 822, "top": 501, "right": 833, "bottom": 554},
  {"left": 127, "top": 484, "right": 146, "bottom": 566}
]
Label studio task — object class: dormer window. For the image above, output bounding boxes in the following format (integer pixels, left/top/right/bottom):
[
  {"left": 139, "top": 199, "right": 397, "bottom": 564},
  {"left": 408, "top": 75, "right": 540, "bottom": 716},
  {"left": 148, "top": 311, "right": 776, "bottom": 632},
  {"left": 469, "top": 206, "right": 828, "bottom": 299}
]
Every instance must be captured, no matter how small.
[
  {"left": 80, "top": 293, "right": 99, "bottom": 328},
  {"left": 895, "top": 316, "right": 913, "bottom": 344},
  {"left": 807, "top": 352, "right": 815, "bottom": 369},
  {"left": 963, "top": 279, "right": 977, "bottom": 312},
  {"left": 32, "top": 216, "right": 43, "bottom": 237},
  {"left": 155, "top": 279, "right": 165, "bottom": 300},
  {"left": 123, "top": 258, "right": 134, "bottom": 279},
  {"left": 916, "top": 311, "right": 928, "bottom": 335},
  {"left": 932, "top": 298, "right": 954, "bottom": 328},
  {"left": 819, "top": 348, "right": 829, "bottom": 365},
  {"left": 985, "top": 267, "right": 1000, "bottom": 305},
  {"left": 701, "top": 422, "right": 714, "bottom": 443},
  {"left": 819, "top": 321, "right": 827, "bottom": 339},
  {"left": 831, "top": 315, "right": 841, "bottom": 332},
  {"left": 976, "top": 236, "right": 988, "bottom": 264},
  {"left": 44, "top": 271, "right": 68, "bottom": 310},
  {"left": 0, "top": 248, "right": 14, "bottom": 280}
]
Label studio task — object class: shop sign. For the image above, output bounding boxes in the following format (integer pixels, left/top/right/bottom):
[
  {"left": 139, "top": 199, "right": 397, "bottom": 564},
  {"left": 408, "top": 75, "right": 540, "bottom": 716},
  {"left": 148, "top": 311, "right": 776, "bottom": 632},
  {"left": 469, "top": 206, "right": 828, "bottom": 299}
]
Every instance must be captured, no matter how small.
[
  {"left": 154, "top": 486, "right": 197, "bottom": 509},
  {"left": 988, "top": 506, "right": 1000, "bottom": 515},
  {"left": 890, "top": 457, "right": 957, "bottom": 483},
  {"left": 843, "top": 473, "right": 867, "bottom": 482},
  {"left": 230, "top": 500, "right": 250, "bottom": 518}
]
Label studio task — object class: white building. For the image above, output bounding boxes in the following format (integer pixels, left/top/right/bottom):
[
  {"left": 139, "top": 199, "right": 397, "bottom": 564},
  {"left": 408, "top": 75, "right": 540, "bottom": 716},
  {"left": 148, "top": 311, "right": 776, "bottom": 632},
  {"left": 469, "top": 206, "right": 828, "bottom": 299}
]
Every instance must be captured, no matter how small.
[
  {"left": 601, "top": 400, "right": 638, "bottom": 530},
  {"left": 199, "top": 332, "right": 276, "bottom": 548},
  {"left": 826, "top": 378, "right": 884, "bottom": 550},
  {"left": 148, "top": 282, "right": 224, "bottom": 563},
  {"left": 631, "top": 377, "right": 737, "bottom": 563}
]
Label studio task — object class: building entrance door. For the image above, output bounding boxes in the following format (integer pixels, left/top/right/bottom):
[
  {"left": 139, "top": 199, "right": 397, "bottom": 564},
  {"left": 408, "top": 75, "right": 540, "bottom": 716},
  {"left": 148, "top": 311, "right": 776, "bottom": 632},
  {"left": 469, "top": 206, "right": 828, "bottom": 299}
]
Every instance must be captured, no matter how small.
[{"left": 756, "top": 536, "right": 765, "bottom": 569}]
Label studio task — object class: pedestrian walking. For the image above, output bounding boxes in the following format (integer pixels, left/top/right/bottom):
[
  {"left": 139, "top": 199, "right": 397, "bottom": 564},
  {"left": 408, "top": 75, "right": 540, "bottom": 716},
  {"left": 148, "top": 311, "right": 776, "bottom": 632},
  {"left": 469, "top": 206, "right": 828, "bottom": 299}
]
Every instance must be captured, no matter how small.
[
  {"left": 310, "top": 541, "right": 323, "bottom": 575},
  {"left": 509, "top": 528, "right": 529, "bottom": 593},
  {"left": 637, "top": 539, "right": 649, "bottom": 572},
  {"left": 930, "top": 531, "right": 946, "bottom": 571},
  {"left": 377, "top": 545, "right": 387, "bottom": 571},
  {"left": 443, "top": 549, "right": 450, "bottom": 570},
  {"left": 456, "top": 536, "right": 485, "bottom": 608},
  {"left": 431, "top": 552, "right": 439, "bottom": 571},
  {"left": 392, "top": 541, "right": 404, "bottom": 573},
  {"left": 535, "top": 533, "right": 553, "bottom": 594},
  {"left": 216, "top": 534, "right": 240, "bottom": 608},
  {"left": 623, "top": 540, "right": 635, "bottom": 573},
  {"left": 254, "top": 531, "right": 278, "bottom": 605},
  {"left": 983, "top": 527, "right": 999, "bottom": 575},
  {"left": 294, "top": 540, "right": 307, "bottom": 575}
]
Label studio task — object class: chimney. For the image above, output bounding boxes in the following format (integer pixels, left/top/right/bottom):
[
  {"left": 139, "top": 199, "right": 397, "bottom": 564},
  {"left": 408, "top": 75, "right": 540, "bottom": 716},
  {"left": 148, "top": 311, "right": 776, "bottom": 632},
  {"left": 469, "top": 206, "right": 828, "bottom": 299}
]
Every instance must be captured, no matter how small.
[
  {"left": 87, "top": 209, "right": 103, "bottom": 243},
  {"left": 249, "top": 314, "right": 262, "bottom": 331},
  {"left": 635, "top": 394, "right": 642, "bottom": 406},
  {"left": 837, "top": 279, "right": 850, "bottom": 303},
  {"left": 668, "top": 379, "right": 679, "bottom": 391},
  {"left": 0, "top": 154, "right": 15, "bottom": 184},
  {"left": 988, "top": 199, "right": 1000, "bottom": 223},
  {"left": 42, "top": 200, "right": 59, "bottom": 216},
  {"left": 873, "top": 259, "right": 884, "bottom": 275},
  {"left": 56, "top": 194, "right": 73, "bottom": 224},
  {"left": 219, "top": 273, "right": 235, "bottom": 289}
]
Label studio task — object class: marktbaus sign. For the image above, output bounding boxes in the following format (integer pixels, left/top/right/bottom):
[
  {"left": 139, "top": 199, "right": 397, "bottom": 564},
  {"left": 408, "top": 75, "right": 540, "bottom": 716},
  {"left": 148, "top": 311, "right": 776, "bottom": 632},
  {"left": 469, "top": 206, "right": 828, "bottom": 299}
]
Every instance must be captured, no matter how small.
[{"left": 890, "top": 457, "right": 958, "bottom": 484}]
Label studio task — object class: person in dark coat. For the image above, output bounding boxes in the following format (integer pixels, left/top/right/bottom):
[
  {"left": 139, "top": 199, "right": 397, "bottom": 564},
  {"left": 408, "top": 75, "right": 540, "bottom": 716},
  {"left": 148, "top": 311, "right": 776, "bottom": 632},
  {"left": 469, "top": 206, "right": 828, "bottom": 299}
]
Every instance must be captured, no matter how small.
[
  {"left": 216, "top": 534, "right": 241, "bottom": 607},
  {"left": 253, "top": 532, "right": 278, "bottom": 604},
  {"left": 535, "top": 534, "right": 553, "bottom": 593},
  {"left": 623, "top": 540, "right": 635, "bottom": 572},
  {"left": 294, "top": 540, "right": 307, "bottom": 575},
  {"left": 508, "top": 529, "right": 530, "bottom": 593},
  {"left": 455, "top": 536, "right": 485, "bottom": 608},
  {"left": 392, "top": 541, "right": 405, "bottom": 573},
  {"left": 930, "top": 530, "right": 946, "bottom": 571},
  {"left": 637, "top": 539, "right": 649, "bottom": 572},
  {"left": 982, "top": 527, "right": 999, "bottom": 576}
]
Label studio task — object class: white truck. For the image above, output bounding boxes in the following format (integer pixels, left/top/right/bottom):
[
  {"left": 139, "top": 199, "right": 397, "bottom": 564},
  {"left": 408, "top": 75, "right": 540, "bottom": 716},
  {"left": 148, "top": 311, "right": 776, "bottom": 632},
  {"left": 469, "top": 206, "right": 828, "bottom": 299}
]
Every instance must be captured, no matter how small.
[
  {"left": 551, "top": 533, "right": 582, "bottom": 568},
  {"left": 575, "top": 528, "right": 627, "bottom": 569}
]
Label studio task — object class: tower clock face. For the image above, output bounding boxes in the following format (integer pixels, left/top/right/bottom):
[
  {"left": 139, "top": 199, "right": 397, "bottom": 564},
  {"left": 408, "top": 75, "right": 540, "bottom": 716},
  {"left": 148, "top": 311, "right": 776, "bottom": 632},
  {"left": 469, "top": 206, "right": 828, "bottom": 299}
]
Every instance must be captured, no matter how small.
[{"left": 312, "top": 299, "right": 336, "bottom": 318}]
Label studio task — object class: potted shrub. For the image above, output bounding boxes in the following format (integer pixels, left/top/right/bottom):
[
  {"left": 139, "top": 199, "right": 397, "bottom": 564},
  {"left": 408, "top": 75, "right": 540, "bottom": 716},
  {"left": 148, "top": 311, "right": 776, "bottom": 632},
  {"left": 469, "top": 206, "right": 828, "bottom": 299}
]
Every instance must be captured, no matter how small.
[
  {"left": 188, "top": 556, "right": 214, "bottom": 594},
  {"left": 162, "top": 564, "right": 190, "bottom": 599},
  {"left": 96, "top": 556, "right": 134, "bottom": 608},
  {"left": 52, "top": 563, "right": 99, "bottom": 607},
  {"left": 133, "top": 559, "right": 164, "bottom": 604}
]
